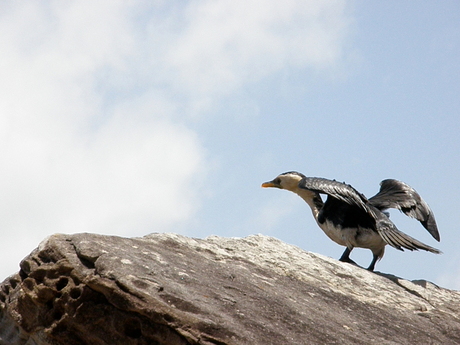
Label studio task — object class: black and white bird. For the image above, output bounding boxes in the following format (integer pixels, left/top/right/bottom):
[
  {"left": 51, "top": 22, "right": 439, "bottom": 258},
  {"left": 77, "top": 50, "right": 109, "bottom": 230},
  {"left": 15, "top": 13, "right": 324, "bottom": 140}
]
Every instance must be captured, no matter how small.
[{"left": 261, "top": 172, "right": 441, "bottom": 271}]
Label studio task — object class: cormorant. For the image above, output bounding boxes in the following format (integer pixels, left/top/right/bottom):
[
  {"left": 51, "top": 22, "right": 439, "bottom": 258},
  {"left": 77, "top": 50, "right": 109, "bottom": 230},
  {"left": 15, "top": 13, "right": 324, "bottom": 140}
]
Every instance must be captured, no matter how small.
[{"left": 261, "top": 171, "right": 441, "bottom": 271}]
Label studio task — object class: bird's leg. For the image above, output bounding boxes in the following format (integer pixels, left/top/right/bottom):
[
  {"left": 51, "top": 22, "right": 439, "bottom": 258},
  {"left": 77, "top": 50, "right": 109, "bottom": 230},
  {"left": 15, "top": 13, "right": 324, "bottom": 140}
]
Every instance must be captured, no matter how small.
[
  {"left": 367, "top": 254, "right": 379, "bottom": 272},
  {"left": 339, "top": 247, "right": 357, "bottom": 265}
]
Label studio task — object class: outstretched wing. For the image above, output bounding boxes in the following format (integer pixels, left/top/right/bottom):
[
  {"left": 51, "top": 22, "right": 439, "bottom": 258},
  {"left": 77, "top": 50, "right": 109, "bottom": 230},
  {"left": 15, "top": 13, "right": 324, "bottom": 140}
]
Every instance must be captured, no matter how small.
[
  {"left": 369, "top": 179, "right": 440, "bottom": 241},
  {"left": 299, "top": 177, "right": 373, "bottom": 214}
]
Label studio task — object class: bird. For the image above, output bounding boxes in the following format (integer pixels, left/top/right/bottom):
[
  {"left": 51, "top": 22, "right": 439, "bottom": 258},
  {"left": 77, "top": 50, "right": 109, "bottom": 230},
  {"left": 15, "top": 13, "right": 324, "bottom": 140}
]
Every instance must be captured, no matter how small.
[{"left": 261, "top": 171, "right": 441, "bottom": 271}]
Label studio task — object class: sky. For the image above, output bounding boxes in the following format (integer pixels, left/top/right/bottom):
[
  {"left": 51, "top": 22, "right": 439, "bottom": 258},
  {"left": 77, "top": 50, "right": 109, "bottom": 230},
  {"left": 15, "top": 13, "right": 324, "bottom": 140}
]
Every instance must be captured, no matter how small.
[{"left": 0, "top": 1, "right": 459, "bottom": 290}]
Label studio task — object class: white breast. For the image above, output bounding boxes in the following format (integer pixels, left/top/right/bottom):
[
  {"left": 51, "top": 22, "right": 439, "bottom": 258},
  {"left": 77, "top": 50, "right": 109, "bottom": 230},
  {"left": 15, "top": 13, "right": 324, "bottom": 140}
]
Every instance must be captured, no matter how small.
[
  {"left": 317, "top": 220, "right": 348, "bottom": 246},
  {"left": 317, "top": 220, "right": 385, "bottom": 250}
]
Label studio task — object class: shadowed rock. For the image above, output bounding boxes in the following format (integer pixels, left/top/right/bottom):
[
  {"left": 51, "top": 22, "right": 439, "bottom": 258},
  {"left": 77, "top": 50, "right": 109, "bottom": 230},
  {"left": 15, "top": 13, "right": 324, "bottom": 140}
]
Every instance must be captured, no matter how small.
[{"left": 1, "top": 233, "right": 459, "bottom": 344}]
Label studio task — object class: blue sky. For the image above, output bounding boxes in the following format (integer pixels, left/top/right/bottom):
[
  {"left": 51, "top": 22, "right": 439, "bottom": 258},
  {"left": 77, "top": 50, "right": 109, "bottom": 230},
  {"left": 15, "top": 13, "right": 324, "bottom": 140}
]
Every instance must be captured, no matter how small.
[{"left": 1, "top": 1, "right": 459, "bottom": 289}]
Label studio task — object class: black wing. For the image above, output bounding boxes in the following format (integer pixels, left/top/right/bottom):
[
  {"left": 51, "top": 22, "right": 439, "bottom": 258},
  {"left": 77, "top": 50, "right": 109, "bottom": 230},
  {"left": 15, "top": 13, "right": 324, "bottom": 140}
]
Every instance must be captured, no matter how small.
[
  {"left": 369, "top": 179, "right": 440, "bottom": 241},
  {"left": 299, "top": 177, "right": 374, "bottom": 215}
]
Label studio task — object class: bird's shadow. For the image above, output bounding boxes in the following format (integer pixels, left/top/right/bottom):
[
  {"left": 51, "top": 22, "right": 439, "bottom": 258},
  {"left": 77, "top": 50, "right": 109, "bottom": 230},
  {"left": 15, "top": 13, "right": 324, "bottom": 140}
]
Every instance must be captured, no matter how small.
[
  {"left": 372, "top": 270, "right": 439, "bottom": 299},
  {"left": 341, "top": 261, "right": 438, "bottom": 294}
]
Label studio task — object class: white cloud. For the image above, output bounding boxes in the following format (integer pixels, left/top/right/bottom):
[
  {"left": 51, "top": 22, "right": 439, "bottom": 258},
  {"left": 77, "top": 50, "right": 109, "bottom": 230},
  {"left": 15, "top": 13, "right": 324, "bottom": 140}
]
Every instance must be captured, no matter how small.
[
  {"left": 0, "top": 2, "right": 206, "bottom": 279},
  {"left": 0, "top": 0, "right": 351, "bottom": 279},
  {"left": 143, "top": 0, "right": 351, "bottom": 110}
]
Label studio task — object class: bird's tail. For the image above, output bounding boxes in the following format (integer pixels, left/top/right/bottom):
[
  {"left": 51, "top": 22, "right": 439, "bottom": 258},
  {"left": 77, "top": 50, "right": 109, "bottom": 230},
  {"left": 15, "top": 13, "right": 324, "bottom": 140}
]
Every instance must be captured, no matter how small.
[{"left": 376, "top": 217, "right": 442, "bottom": 254}]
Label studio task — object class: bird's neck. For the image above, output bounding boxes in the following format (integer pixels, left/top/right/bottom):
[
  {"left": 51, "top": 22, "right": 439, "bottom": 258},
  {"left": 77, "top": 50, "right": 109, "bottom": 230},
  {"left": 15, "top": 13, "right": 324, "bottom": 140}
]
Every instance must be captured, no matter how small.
[{"left": 292, "top": 188, "right": 323, "bottom": 219}]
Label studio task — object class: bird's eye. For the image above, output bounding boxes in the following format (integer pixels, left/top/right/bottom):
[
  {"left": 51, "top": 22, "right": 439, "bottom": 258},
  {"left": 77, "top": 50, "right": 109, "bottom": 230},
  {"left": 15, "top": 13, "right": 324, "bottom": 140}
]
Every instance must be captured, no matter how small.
[{"left": 274, "top": 178, "right": 281, "bottom": 185}]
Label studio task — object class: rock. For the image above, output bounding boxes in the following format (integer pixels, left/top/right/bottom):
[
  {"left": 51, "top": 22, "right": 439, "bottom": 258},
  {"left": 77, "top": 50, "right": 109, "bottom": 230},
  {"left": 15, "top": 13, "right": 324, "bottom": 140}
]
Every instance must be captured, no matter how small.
[{"left": 1, "top": 233, "right": 460, "bottom": 345}]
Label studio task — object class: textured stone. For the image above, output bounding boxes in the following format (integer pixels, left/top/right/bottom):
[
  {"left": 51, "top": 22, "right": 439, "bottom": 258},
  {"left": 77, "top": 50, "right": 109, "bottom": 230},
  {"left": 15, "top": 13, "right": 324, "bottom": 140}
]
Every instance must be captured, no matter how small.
[{"left": 1, "top": 233, "right": 460, "bottom": 345}]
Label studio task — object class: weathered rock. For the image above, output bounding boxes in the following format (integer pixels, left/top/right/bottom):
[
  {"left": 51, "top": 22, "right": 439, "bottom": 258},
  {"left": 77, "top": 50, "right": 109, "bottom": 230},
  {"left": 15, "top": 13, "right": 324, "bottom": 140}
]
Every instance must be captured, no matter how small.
[{"left": 1, "top": 233, "right": 460, "bottom": 345}]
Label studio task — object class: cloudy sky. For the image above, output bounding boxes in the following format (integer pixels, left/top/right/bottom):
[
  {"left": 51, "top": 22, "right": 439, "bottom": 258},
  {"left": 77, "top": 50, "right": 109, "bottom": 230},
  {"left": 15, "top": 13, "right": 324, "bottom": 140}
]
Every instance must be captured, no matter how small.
[{"left": 1, "top": 1, "right": 459, "bottom": 289}]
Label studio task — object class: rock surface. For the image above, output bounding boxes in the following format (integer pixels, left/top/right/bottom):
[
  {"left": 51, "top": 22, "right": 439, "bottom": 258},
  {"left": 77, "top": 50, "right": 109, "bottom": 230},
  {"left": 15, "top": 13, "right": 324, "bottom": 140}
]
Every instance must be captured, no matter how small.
[{"left": 1, "top": 233, "right": 460, "bottom": 345}]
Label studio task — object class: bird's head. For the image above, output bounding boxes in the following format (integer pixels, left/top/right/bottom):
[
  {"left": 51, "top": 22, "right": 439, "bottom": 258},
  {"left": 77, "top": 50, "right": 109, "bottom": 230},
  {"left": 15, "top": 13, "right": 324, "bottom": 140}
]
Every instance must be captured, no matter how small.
[{"left": 261, "top": 171, "right": 305, "bottom": 192}]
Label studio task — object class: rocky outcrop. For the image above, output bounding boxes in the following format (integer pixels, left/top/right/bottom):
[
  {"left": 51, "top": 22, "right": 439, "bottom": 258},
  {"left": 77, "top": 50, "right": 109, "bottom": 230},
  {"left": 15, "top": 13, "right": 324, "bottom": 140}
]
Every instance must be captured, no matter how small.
[{"left": 1, "top": 233, "right": 460, "bottom": 345}]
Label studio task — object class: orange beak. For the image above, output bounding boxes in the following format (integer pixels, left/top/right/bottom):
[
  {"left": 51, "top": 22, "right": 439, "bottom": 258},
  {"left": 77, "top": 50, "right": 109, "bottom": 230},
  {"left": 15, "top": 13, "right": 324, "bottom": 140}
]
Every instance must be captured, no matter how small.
[{"left": 261, "top": 181, "right": 276, "bottom": 188}]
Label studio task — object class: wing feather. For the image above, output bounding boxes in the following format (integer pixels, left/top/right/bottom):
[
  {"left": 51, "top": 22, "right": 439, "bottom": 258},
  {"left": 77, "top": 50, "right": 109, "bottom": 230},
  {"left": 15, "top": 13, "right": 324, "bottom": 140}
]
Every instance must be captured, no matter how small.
[
  {"left": 299, "top": 177, "right": 372, "bottom": 214},
  {"left": 369, "top": 179, "right": 440, "bottom": 241}
]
